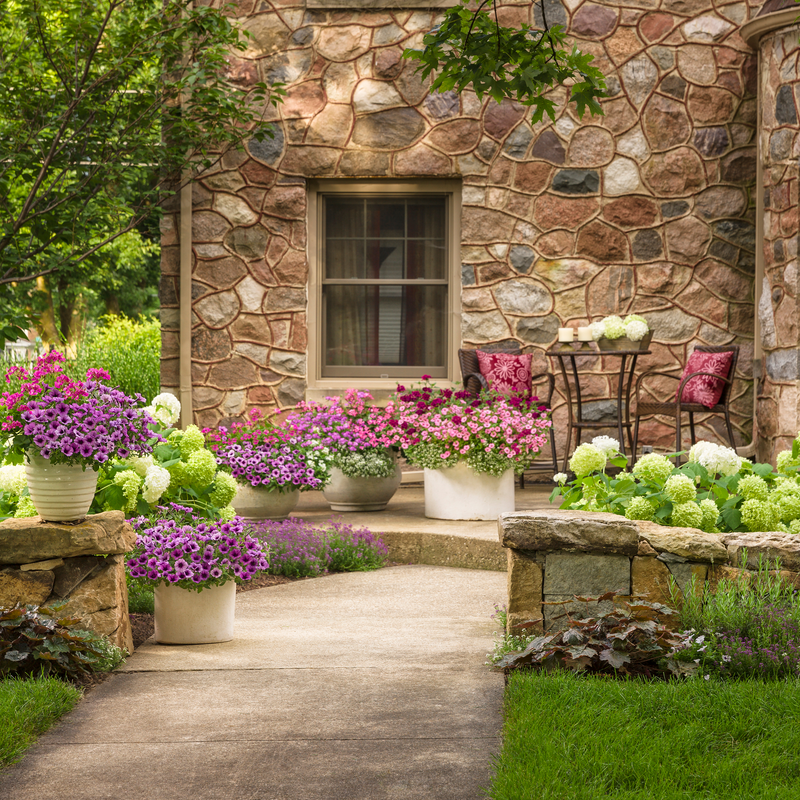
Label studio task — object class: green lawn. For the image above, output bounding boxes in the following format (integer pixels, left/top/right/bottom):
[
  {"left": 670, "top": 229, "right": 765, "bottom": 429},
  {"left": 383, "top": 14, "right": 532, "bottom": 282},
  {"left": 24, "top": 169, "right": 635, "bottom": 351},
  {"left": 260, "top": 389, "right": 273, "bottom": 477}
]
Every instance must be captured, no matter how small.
[
  {"left": 489, "top": 670, "right": 800, "bottom": 800},
  {"left": 0, "top": 675, "right": 81, "bottom": 769}
]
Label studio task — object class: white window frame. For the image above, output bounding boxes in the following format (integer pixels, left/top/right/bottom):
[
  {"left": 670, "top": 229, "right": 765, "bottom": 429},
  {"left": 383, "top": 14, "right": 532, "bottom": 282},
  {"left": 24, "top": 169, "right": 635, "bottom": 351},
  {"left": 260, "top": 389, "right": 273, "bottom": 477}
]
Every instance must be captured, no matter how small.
[{"left": 307, "top": 179, "right": 462, "bottom": 397}]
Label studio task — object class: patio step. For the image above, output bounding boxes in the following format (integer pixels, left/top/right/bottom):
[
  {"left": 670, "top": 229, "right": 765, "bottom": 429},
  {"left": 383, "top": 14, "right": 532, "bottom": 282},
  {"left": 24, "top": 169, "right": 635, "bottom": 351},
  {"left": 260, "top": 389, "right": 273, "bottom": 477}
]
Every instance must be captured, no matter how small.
[{"left": 292, "top": 485, "right": 557, "bottom": 572}]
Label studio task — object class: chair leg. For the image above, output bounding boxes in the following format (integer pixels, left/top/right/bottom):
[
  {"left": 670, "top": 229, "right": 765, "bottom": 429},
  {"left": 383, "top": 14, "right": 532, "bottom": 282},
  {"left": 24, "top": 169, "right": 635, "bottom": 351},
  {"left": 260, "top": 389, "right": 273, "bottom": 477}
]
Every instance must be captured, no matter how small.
[
  {"left": 549, "top": 426, "right": 558, "bottom": 475},
  {"left": 675, "top": 413, "right": 682, "bottom": 466},
  {"left": 689, "top": 412, "right": 696, "bottom": 445},
  {"left": 519, "top": 471, "right": 525, "bottom": 489},
  {"left": 631, "top": 413, "right": 641, "bottom": 467},
  {"left": 724, "top": 409, "right": 737, "bottom": 451}
]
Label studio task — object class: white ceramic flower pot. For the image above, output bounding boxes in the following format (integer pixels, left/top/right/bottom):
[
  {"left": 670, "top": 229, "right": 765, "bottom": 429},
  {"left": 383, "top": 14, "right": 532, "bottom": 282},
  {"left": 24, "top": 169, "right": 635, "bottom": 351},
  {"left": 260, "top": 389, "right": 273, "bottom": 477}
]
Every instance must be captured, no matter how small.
[
  {"left": 323, "top": 462, "right": 401, "bottom": 512},
  {"left": 154, "top": 581, "right": 236, "bottom": 644},
  {"left": 232, "top": 483, "right": 299, "bottom": 520},
  {"left": 25, "top": 451, "right": 99, "bottom": 522},
  {"left": 423, "top": 460, "right": 515, "bottom": 520}
]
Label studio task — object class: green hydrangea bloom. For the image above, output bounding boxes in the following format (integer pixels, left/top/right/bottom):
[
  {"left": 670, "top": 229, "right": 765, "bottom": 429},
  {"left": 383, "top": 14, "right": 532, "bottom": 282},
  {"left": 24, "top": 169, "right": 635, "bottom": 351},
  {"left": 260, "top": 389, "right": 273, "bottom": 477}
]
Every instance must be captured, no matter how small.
[
  {"left": 167, "top": 460, "right": 187, "bottom": 489},
  {"left": 632, "top": 453, "right": 674, "bottom": 486},
  {"left": 698, "top": 498, "right": 720, "bottom": 532},
  {"left": 209, "top": 471, "right": 238, "bottom": 508},
  {"left": 113, "top": 469, "right": 143, "bottom": 514},
  {"left": 776, "top": 522, "right": 791, "bottom": 534},
  {"left": 737, "top": 474, "right": 769, "bottom": 502},
  {"left": 178, "top": 425, "right": 206, "bottom": 457},
  {"left": 603, "top": 315, "right": 626, "bottom": 339},
  {"left": 623, "top": 314, "right": 648, "bottom": 327},
  {"left": 184, "top": 449, "right": 217, "bottom": 488},
  {"left": 665, "top": 474, "right": 696, "bottom": 503},
  {"left": 14, "top": 496, "right": 37, "bottom": 518},
  {"left": 670, "top": 501, "right": 703, "bottom": 530},
  {"left": 568, "top": 443, "right": 607, "bottom": 477},
  {"left": 771, "top": 480, "right": 800, "bottom": 523},
  {"left": 624, "top": 496, "right": 655, "bottom": 521},
  {"left": 218, "top": 505, "right": 236, "bottom": 521},
  {"left": 168, "top": 429, "right": 183, "bottom": 446},
  {"left": 789, "top": 519, "right": 800, "bottom": 535},
  {"left": 776, "top": 450, "right": 800, "bottom": 474},
  {"left": 740, "top": 499, "right": 781, "bottom": 533}
]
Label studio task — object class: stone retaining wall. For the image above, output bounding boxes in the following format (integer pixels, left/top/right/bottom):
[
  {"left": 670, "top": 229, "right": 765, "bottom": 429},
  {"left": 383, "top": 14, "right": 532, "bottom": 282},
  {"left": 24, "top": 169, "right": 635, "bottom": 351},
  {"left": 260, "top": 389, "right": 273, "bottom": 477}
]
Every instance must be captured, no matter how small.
[
  {"left": 0, "top": 512, "right": 135, "bottom": 653},
  {"left": 500, "top": 508, "right": 800, "bottom": 633}
]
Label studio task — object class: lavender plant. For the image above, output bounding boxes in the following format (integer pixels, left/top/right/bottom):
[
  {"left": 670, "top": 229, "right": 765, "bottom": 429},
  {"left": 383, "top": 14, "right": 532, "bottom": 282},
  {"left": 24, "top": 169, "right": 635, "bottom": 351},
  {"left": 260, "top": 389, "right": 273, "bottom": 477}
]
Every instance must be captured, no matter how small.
[
  {"left": 671, "top": 555, "right": 800, "bottom": 680},
  {"left": 250, "top": 517, "right": 388, "bottom": 578},
  {"left": 126, "top": 504, "right": 270, "bottom": 592}
]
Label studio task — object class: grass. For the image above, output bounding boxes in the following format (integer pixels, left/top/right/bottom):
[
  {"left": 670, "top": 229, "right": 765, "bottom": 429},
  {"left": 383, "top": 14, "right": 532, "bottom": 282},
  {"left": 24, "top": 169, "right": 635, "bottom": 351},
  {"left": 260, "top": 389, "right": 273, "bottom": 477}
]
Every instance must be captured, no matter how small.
[
  {"left": 0, "top": 675, "right": 81, "bottom": 768},
  {"left": 489, "top": 670, "right": 800, "bottom": 800}
]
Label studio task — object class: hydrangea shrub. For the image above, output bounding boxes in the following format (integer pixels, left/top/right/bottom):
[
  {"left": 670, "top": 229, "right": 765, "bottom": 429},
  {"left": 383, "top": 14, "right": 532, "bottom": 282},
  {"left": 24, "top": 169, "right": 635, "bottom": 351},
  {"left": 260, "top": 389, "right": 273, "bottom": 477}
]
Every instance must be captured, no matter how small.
[{"left": 553, "top": 434, "right": 800, "bottom": 534}]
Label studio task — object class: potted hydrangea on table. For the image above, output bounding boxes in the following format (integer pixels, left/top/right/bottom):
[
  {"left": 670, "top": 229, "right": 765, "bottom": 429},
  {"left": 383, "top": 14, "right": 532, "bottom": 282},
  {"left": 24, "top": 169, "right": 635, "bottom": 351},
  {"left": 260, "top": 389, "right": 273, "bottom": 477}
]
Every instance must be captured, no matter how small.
[
  {"left": 285, "top": 389, "right": 400, "bottom": 512},
  {"left": 0, "top": 352, "right": 156, "bottom": 522},
  {"left": 589, "top": 314, "right": 651, "bottom": 351},
  {"left": 206, "top": 409, "right": 332, "bottom": 520},
  {"left": 379, "top": 378, "right": 551, "bottom": 520},
  {"left": 127, "top": 503, "right": 270, "bottom": 644}
]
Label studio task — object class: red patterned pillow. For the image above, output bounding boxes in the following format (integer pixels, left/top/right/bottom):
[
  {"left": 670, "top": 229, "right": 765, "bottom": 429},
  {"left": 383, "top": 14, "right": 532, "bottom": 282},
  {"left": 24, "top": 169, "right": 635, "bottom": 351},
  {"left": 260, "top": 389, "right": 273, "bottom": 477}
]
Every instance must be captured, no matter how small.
[
  {"left": 677, "top": 350, "right": 734, "bottom": 408},
  {"left": 476, "top": 352, "right": 533, "bottom": 396}
]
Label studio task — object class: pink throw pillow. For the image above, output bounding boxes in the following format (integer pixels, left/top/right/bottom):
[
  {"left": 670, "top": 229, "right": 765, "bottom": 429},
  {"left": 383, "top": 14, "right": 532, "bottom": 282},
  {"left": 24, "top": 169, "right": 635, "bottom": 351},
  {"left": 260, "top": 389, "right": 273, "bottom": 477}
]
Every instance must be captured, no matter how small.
[
  {"left": 476, "top": 352, "right": 533, "bottom": 396},
  {"left": 677, "top": 350, "right": 734, "bottom": 408}
]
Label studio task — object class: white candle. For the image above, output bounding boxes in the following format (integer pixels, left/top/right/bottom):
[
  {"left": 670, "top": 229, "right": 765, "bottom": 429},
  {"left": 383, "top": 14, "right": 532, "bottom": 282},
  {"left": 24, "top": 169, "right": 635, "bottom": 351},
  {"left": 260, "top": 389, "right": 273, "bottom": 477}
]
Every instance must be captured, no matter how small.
[
  {"left": 557, "top": 327, "right": 574, "bottom": 343},
  {"left": 577, "top": 326, "right": 593, "bottom": 342}
]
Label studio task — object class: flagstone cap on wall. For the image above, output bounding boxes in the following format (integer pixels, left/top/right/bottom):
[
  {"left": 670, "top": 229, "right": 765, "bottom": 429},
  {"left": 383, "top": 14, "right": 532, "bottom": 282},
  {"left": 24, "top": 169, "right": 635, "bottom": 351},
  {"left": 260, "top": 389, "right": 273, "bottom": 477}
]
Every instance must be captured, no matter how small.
[
  {"left": 500, "top": 509, "right": 797, "bottom": 567},
  {"left": 0, "top": 512, "right": 135, "bottom": 564}
]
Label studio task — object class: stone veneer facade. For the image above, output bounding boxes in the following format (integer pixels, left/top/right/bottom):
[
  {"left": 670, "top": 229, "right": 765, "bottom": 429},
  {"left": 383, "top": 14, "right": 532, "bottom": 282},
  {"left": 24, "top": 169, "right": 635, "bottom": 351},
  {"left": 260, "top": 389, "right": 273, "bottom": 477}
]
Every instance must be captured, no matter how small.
[{"left": 159, "top": 0, "right": 797, "bottom": 464}]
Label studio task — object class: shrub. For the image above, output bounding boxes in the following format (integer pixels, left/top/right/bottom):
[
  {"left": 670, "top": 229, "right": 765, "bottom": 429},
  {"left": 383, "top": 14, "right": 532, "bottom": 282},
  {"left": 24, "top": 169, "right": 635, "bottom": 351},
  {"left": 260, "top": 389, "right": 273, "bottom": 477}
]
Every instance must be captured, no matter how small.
[
  {"left": 497, "top": 593, "right": 691, "bottom": 678},
  {"left": 0, "top": 604, "right": 126, "bottom": 678},
  {"left": 250, "top": 517, "right": 388, "bottom": 578},
  {"left": 69, "top": 315, "right": 160, "bottom": 402}
]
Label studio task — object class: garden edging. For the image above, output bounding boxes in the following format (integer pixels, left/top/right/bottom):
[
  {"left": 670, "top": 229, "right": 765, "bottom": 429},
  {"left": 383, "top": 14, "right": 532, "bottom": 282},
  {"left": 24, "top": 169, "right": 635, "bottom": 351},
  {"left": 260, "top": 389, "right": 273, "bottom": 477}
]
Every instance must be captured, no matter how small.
[{"left": 500, "top": 510, "right": 800, "bottom": 633}]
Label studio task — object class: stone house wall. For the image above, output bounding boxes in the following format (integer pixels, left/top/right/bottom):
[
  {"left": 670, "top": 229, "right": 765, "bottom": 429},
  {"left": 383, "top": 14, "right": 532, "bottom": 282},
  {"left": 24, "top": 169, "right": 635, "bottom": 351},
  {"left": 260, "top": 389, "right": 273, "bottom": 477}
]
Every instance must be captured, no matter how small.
[
  {"left": 501, "top": 508, "right": 800, "bottom": 633},
  {"left": 756, "top": 18, "right": 800, "bottom": 462},
  {"left": 159, "top": 0, "right": 774, "bottom": 462},
  {"left": 0, "top": 513, "right": 135, "bottom": 653}
]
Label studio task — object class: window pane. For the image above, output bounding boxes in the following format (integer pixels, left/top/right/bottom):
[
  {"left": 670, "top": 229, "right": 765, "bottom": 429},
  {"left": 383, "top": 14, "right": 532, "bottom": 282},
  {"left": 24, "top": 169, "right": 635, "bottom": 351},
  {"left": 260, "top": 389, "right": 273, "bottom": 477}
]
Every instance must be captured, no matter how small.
[
  {"left": 324, "top": 284, "right": 447, "bottom": 369},
  {"left": 366, "top": 201, "right": 404, "bottom": 239},
  {"left": 326, "top": 239, "right": 365, "bottom": 279}
]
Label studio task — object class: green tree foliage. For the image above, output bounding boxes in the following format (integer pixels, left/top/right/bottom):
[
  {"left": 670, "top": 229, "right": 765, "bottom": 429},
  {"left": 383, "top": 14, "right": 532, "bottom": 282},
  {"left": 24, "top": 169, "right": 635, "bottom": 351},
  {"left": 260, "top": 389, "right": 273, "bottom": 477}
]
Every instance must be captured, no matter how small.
[
  {"left": 0, "top": 0, "right": 283, "bottom": 295},
  {"left": 404, "top": 0, "right": 606, "bottom": 122}
]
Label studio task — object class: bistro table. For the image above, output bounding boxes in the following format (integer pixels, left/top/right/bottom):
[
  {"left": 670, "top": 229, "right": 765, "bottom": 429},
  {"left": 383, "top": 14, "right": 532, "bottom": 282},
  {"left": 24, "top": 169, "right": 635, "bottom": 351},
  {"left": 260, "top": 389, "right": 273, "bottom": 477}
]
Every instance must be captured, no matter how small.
[{"left": 546, "top": 340, "right": 652, "bottom": 472}]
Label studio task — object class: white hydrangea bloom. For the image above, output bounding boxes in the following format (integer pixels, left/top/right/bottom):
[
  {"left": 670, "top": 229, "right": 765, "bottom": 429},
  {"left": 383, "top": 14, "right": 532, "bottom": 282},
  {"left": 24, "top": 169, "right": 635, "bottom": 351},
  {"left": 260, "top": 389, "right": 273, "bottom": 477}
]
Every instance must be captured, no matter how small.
[
  {"left": 591, "top": 436, "right": 620, "bottom": 456},
  {"left": 589, "top": 321, "right": 606, "bottom": 341},
  {"left": 624, "top": 320, "right": 649, "bottom": 342},
  {"left": 145, "top": 392, "right": 181, "bottom": 427},
  {"left": 553, "top": 472, "right": 568, "bottom": 484},
  {"left": 126, "top": 455, "right": 154, "bottom": 478},
  {"left": 0, "top": 464, "right": 27, "bottom": 496},
  {"left": 142, "top": 464, "right": 172, "bottom": 504},
  {"left": 688, "top": 441, "right": 742, "bottom": 478}
]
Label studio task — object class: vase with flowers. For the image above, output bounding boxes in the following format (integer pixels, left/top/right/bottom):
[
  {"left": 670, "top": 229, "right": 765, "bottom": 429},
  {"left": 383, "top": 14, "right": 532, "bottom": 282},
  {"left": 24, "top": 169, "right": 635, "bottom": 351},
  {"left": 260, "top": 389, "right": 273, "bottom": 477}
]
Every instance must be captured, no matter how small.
[
  {"left": 127, "top": 503, "right": 270, "bottom": 643},
  {"left": 206, "top": 409, "right": 333, "bottom": 520},
  {"left": 378, "top": 378, "right": 551, "bottom": 520},
  {"left": 286, "top": 389, "right": 400, "bottom": 512},
  {"left": 589, "top": 315, "right": 652, "bottom": 351},
  {"left": 0, "top": 352, "right": 157, "bottom": 521}
]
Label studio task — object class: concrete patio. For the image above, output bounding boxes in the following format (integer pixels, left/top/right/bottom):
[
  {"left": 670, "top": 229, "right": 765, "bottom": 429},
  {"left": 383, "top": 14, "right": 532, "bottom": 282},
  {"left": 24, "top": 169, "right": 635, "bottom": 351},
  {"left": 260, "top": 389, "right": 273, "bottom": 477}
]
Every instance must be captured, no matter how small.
[{"left": 290, "top": 478, "right": 557, "bottom": 572}]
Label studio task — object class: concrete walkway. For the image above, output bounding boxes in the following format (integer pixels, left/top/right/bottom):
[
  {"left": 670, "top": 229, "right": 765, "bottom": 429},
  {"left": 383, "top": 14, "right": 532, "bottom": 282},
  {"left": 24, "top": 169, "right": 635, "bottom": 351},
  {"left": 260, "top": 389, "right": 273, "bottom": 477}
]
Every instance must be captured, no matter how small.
[{"left": 1, "top": 565, "right": 507, "bottom": 800}]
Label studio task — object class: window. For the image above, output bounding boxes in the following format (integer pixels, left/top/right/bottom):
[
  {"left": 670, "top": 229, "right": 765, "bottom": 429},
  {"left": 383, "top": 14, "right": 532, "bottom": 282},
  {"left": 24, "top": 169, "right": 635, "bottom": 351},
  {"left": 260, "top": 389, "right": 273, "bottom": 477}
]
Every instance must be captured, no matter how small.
[{"left": 309, "top": 181, "right": 461, "bottom": 385}]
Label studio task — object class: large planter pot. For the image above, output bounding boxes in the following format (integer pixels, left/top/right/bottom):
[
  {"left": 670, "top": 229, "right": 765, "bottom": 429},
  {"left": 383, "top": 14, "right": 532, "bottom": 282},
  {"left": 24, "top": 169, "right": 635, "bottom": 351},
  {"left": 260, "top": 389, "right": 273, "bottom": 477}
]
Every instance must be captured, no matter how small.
[
  {"left": 232, "top": 483, "right": 299, "bottom": 520},
  {"left": 323, "top": 461, "right": 402, "bottom": 512},
  {"left": 154, "top": 581, "right": 236, "bottom": 644},
  {"left": 24, "top": 451, "right": 99, "bottom": 522},
  {"left": 423, "top": 460, "right": 515, "bottom": 521}
]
